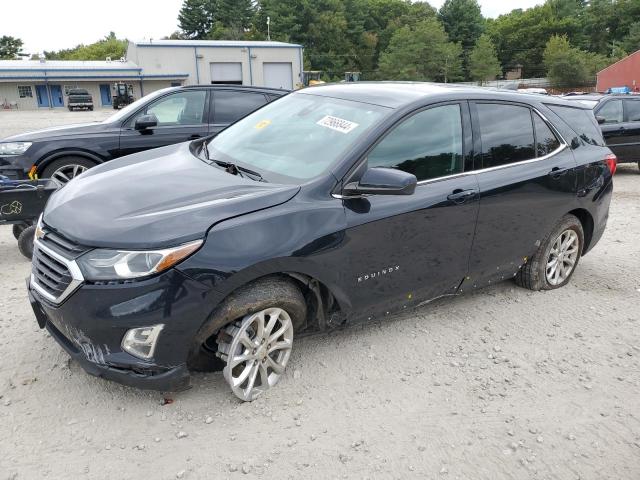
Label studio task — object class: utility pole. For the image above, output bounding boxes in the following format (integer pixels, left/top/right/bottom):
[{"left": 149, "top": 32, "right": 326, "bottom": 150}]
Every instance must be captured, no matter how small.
[{"left": 267, "top": 16, "right": 271, "bottom": 41}]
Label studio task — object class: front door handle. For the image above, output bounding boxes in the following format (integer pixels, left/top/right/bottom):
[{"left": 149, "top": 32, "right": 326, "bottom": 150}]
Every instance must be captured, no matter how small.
[
  {"left": 548, "top": 167, "right": 569, "bottom": 179},
  {"left": 189, "top": 134, "right": 202, "bottom": 140},
  {"left": 447, "top": 189, "right": 477, "bottom": 204}
]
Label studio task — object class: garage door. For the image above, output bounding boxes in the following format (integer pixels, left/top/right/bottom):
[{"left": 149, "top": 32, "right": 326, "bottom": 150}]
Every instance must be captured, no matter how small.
[
  {"left": 263, "top": 62, "right": 293, "bottom": 90},
  {"left": 210, "top": 62, "right": 243, "bottom": 85}
]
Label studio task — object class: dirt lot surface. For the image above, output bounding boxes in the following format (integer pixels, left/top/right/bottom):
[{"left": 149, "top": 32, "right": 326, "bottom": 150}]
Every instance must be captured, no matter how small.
[{"left": 0, "top": 111, "right": 639, "bottom": 480}]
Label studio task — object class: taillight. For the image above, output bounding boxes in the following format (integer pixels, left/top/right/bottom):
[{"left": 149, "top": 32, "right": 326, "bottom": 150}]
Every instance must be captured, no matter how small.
[{"left": 605, "top": 153, "right": 617, "bottom": 176}]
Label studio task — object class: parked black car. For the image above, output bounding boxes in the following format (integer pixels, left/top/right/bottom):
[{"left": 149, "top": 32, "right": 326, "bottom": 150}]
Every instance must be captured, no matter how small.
[
  {"left": 0, "top": 85, "right": 288, "bottom": 185},
  {"left": 28, "top": 83, "right": 615, "bottom": 401},
  {"left": 564, "top": 93, "right": 640, "bottom": 170},
  {"left": 67, "top": 88, "right": 94, "bottom": 112}
]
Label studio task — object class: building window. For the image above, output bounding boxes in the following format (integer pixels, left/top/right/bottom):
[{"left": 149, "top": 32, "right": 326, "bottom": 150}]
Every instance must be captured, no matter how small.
[
  {"left": 63, "top": 85, "right": 78, "bottom": 95},
  {"left": 18, "top": 86, "right": 33, "bottom": 98}
]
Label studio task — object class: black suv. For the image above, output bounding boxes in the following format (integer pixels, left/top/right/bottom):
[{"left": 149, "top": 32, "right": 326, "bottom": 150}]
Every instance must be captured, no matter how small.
[
  {"left": 0, "top": 85, "right": 288, "bottom": 184},
  {"left": 564, "top": 93, "right": 640, "bottom": 170},
  {"left": 28, "top": 83, "right": 614, "bottom": 401}
]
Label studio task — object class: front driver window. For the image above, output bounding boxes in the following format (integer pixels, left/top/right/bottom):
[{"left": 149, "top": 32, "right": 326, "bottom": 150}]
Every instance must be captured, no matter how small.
[
  {"left": 138, "top": 90, "right": 207, "bottom": 126},
  {"left": 367, "top": 104, "right": 464, "bottom": 181}
]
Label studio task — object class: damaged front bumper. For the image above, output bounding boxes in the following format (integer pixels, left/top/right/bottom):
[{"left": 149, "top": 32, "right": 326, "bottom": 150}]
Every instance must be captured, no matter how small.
[{"left": 27, "top": 268, "right": 214, "bottom": 391}]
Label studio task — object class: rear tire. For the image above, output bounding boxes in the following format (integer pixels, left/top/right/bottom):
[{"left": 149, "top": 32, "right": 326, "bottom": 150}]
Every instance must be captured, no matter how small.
[
  {"left": 515, "top": 214, "right": 584, "bottom": 291},
  {"left": 17, "top": 225, "right": 36, "bottom": 259},
  {"left": 12, "top": 223, "right": 27, "bottom": 240}
]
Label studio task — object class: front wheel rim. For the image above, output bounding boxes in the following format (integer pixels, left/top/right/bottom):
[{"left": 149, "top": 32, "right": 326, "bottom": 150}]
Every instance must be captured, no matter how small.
[
  {"left": 546, "top": 229, "right": 579, "bottom": 286},
  {"left": 219, "top": 307, "right": 294, "bottom": 402},
  {"left": 50, "top": 164, "right": 88, "bottom": 186}
]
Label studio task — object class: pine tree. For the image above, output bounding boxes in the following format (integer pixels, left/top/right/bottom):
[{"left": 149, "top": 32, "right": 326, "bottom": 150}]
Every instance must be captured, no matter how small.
[
  {"left": 469, "top": 34, "right": 502, "bottom": 84},
  {"left": 178, "top": 0, "right": 218, "bottom": 39}
]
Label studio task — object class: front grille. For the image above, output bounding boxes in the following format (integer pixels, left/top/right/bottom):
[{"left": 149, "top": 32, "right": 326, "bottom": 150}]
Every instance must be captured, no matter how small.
[
  {"left": 32, "top": 244, "right": 74, "bottom": 299},
  {"left": 31, "top": 227, "right": 87, "bottom": 304},
  {"left": 39, "top": 228, "right": 88, "bottom": 259}
]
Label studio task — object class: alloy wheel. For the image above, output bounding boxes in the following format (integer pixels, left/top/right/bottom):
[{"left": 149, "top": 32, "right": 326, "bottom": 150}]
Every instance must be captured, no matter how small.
[
  {"left": 217, "top": 307, "right": 294, "bottom": 401},
  {"left": 546, "top": 229, "right": 579, "bottom": 286},
  {"left": 50, "top": 164, "right": 88, "bottom": 187}
]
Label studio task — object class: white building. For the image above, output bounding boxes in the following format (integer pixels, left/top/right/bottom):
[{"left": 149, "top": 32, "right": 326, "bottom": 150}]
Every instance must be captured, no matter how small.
[{"left": 0, "top": 40, "right": 303, "bottom": 110}]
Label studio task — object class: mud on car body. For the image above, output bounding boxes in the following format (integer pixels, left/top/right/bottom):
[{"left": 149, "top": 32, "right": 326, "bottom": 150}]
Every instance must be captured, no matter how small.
[{"left": 27, "top": 83, "right": 615, "bottom": 401}]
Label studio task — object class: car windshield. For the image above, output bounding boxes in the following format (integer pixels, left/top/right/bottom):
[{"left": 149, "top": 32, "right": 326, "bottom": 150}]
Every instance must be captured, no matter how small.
[
  {"left": 206, "top": 92, "right": 390, "bottom": 183},
  {"left": 103, "top": 88, "right": 174, "bottom": 123}
]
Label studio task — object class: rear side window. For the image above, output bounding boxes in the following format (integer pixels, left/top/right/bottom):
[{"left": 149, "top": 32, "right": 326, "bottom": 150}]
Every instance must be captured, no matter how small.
[
  {"left": 476, "top": 103, "right": 535, "bottom": 168},
  {"left": 546, "top": 104, "right": 604, "bottom": 146},
  {"left": 597, "top": 100, "right": 623, "bottom": 124},
  {"left": 533, "top": 113, "right": 560, "bottom": 157},
  {"left": 625, "top": 100, "right": 640, "bottom": 122},
  {"left": 367, "top": 104, "right": 464, "bottom": 181},
  {"left": 213, "top": 91, "right": 268, "bottom": 124}
]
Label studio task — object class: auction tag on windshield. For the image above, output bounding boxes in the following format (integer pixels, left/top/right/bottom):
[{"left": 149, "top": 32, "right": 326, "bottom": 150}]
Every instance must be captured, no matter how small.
[{"left": 316, "top": 115, "right": 359, "bottom": 134}]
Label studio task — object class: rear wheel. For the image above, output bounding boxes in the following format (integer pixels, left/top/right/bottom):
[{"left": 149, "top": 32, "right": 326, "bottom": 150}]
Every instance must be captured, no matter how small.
[
  {"left": 12, "top": 223, "right": 27, "bottom": 240},
  {"left": 41, "top": 157, "right": 95, "bottom": 187},
  {"left": 515, "top": 214, "right": 584, "bottom": 291},
  {"left": 17, "top": 225, "right": 36, "bottom": 259}
]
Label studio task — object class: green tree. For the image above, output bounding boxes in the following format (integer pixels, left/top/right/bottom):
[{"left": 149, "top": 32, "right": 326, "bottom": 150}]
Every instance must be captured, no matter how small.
[
  {"left": 621, "top": 23, "right": 640, "bottom": 54},
  {"left": 178, "top": 0, "right": 216, "bottom": 39},
  {"left": 543, "top": 34, "right": 608, "bottom": 87},
  {"left": 469, "top": 34, "right": 502, "bottom": 84},
  {"left": 44, "top": 33, "right": 127, "bottom": 61},
  {"left": 379, "top": 17, "right": 462, "bottom": 82},
  {"left": 0, "top": 36, "right": 25, "bottom": 60},
  {"left": 439, "top": 0, "right": 485, "bottom": 79}
]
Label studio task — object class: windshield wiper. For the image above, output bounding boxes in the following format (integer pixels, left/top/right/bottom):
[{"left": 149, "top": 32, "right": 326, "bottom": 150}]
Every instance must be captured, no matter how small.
[{"left": 209, "top": 158, "right": 266, "bottom": 183}]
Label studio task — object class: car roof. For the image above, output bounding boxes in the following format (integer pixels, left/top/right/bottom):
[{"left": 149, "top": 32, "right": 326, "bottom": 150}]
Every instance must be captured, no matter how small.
[
  {"left": 181, "top": 84, "right": 290, "bottom": 94},
  {"left": 298, "top": 82, "right": 590, "bottom": 109}
]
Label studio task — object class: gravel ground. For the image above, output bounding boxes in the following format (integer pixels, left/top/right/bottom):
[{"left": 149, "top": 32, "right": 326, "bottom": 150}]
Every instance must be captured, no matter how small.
[{"left": 1, "top": 111, "right": 639, "bottom": 480}]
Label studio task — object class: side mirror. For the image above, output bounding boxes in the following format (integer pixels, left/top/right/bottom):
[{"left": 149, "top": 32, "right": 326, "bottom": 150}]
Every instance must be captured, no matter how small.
[
  {"left": 135, "top": 114, "right": 158, "bottom": 130},
  {"left": 595, "top": 115, "right": 606, "bottom": 125},
  {"left": 343, "top": 167, "right": 417, "bottom": 197}
]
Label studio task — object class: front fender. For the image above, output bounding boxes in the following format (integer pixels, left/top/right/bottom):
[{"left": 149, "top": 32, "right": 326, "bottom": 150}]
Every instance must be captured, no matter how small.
[{"left": 177, "top": 196, "right": 351, "bottom": 313}]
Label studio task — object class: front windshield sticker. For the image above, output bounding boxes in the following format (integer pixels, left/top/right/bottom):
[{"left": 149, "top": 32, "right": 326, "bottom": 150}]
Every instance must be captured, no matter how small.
[
  {"left": 254, "top": 119, "right": 272, "bottom": 130},
  {"left": 316, "top": 115, "right": 360, "bottom": 134}
]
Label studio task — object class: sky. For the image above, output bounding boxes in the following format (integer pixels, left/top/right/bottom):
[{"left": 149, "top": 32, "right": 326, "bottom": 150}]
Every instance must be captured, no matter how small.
[{"left": 4, "top": 0, "right": 544, "bottom": 56}]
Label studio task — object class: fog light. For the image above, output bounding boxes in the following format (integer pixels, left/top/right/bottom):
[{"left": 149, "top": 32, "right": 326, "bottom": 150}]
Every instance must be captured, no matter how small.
[{"left": 122, "top": 325, "right": 164, "bottom": 360}]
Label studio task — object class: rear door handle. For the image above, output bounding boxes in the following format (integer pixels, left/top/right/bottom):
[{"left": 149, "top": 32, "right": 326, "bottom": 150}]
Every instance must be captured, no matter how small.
[
  {"left": 189, "top": 134, "right": 202, "bottom": 140},
  {"left": 447, "top": 189, "right": 477, "bottom": 204}
]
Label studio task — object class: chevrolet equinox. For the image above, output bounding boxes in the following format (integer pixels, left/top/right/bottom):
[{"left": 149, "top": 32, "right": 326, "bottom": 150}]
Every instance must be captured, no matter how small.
[{"left": 27, "top": 83, "right": 615, "bottom": 401}]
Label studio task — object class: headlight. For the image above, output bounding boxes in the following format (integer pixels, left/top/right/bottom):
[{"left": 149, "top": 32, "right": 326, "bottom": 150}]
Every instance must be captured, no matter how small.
[
  {"left": 0, "top": 142, "right": 32, "bottom": 155},
  {"left": 77, "top": 240, "right": 202, "bottom": 281}
]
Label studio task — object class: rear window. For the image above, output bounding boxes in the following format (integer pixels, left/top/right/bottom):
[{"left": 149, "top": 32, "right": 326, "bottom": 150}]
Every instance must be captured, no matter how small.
[
  {"left": 625, "top": 100, "right": 640, "bottom": 122},
  {"left": 477, "top": 103, "right": 535, "bottom": 168},
  {"left": 213, "top": 91, "right": 268, "bottom": 124},
  {"left": 546, "top": 105, "right": 605, "bottom": 147}
]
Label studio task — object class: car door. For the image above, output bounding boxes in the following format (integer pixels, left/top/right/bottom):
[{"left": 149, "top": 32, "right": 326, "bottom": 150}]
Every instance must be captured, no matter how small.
[
  {"left": 118, "top": 89, "right": 210, "bottom": 157},
  {"left": 621, "top": 98, "right": 640, "bottom": 161},
  {"left": 209, "top": 90, "right": 270, "bottom": 135},
  {"left": 596, "top": 99, "right": 628, "bottom": 160},
  {"left": 340, "top": 102, "right": 480, "bottom": 316},
  {"left": 468, "top": 101, "right": 577, "bottom": 288}
]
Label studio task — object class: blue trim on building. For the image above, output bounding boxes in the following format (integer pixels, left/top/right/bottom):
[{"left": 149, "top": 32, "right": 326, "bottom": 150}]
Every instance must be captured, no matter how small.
[
  {"left": 0, "top": 74, "right": 189, "bottom": 80},
  {"left": 136, "top": 43, "right": 303, "bottom": 49},
  {"left": 194, "top": 47, "right": 200, "bottom": 84},
  {"left": 0, "top": 67, "right": 142, "bottom": 72},
  {"left": 248, "top": 47, "right": 253, "bottom": 84}
]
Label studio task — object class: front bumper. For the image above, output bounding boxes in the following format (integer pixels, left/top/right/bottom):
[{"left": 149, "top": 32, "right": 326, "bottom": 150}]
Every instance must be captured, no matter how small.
[{"left": 27, "top": 268, "right": 216, "bottom": 391}]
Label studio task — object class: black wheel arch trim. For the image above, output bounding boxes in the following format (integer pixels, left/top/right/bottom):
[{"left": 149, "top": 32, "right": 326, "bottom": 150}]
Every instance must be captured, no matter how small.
[{"left": 36, "top": 150, "right": 105, "bottom": 174}]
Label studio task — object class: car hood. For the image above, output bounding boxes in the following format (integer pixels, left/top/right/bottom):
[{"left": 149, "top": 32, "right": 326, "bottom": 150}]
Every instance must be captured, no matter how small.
[
  {"left": 3, "top": 122, "right": 107, "bottom": 142},
  {"left": 43, "top": 142, "right": 300, "bottom": 249}
]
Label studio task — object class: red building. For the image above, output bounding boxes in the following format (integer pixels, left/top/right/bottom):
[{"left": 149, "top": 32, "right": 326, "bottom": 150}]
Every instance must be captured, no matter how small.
[{"left": 597, "top": 50, "right": 640, "bottom": 92}]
